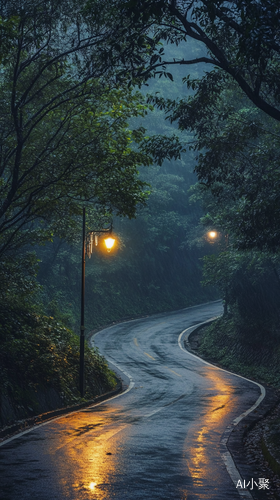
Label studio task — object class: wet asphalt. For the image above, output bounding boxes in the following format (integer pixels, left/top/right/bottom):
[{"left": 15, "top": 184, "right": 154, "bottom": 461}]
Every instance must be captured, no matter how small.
[{"left": 0, "top": 301, "right": 261, "bottom": 500}]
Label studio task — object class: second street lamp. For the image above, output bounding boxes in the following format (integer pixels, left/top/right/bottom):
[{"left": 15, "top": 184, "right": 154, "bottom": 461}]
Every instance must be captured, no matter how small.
[
  {"left": 207, "top": 230, "right": 218, "bottom": 242},
  {"left": 205, "top": 229, "right": 230, "bottom": 315},
  {"left": 80, "top": 208, "right": 116, "bottom": 397},
  {"left": 208, "top": 231, "right": 217, "bottom": 239}
]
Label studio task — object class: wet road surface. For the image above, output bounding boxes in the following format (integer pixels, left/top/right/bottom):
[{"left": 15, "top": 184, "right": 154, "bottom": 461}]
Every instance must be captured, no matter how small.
[{"left": 0, "top": 301, "right": 261, "bottom": 499}]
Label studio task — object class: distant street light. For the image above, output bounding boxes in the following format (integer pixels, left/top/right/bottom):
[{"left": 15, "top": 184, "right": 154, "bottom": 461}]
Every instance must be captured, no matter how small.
[
  {"left": 80, "top": 208, "right": 116, "bottom": 397},
  {"left": 206, "top": 230, "right": 219, "bottom": 244},
  {"left": 208, "top": 230, "right": 218, "bottom": 240}
]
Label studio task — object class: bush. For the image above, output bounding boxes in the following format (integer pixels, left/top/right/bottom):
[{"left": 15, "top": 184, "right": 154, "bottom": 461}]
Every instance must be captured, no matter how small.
[{"left": 0, "top": 254, "right": 117, "bottom": 419}]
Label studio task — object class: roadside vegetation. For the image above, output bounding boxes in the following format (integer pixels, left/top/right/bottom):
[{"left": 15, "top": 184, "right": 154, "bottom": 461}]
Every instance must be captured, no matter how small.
[
  {"left": 1, "top": 0, "right": 280, "bottom": 427},
  {"left": 0, "top": 254, "right": 117, "bottom": 428},
  {"left": 195, "top": 317, "right": 280, "bottom": 389}
]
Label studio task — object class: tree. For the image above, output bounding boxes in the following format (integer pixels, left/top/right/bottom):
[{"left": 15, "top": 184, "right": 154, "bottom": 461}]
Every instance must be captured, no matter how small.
[
  {"left": 114, "top": 0, "right": 280, "bottom": 121},
  {"left": 95, "top": 0, "right": 280, "bottom": 250},
  {"left": 146, "top": 67, "right": 280, "bottom": 250},
  {"left": 0, "top": 14, "right": 18, "bottom": 63},
  {"left": 0, "top": 0, "right": 185, "bottom": 257},
  {"left": 0, "top": 69, "right": 153, "bottom": 256},
  {"left": 36, "top": 159, "right": 213, "bottom": 330},
  {"left": 169, "top": 77, "right": 280, "bottom": 334},
  {"left": 202, "top": 249, "right": 280, "bottom": 339}
]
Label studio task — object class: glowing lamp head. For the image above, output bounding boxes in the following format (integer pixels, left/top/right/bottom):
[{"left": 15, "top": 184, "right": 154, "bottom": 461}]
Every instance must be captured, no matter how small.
[
  {"left": 208, "top": 231, "right": 217, "bottom": 239},
  {"left": 104, "top": 236, "right": 115, "bottom": 252}
]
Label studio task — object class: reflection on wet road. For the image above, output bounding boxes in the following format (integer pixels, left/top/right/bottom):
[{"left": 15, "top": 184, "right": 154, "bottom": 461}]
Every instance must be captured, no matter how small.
[{"left": 0, "top": 301, "right": 261, "bottom": 499}]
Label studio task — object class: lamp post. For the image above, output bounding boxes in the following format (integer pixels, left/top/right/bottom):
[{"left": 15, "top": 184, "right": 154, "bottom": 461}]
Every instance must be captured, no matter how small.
[
  {"left": 206, "top": 229, "right": 230, "bottom": 316},
  {"left": 80, "top": 208, "right": 115, "bottom": 397},
  {"left": 224, "top": 233, "right": 229, "bottom": 316},
  {"left": 80, "top": 208, "right": 86, "bottom": 397}
]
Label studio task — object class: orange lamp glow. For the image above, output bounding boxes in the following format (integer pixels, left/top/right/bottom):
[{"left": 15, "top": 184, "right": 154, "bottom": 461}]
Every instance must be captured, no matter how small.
[
  {"left": 104, "top": 237, "right": 115, "bottom": 252},
  {"left": 208, "top": 231, "right": 217, "bottom": 239}
]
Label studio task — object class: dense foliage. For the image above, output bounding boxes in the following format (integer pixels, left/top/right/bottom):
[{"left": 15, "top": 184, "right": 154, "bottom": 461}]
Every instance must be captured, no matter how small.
[
  {"left": 156, "top": 78, "right": 280, "bottom": 251},
  {"left": 105, "top": 0, "right": 280, "bottom": 121},
  {"left": 0, "top": 1, "right": 205, "bottom": 418},
  {"left": 0, "top": 0, "right": 187, "bottom": 257},
  {"left": 108, "top": 1, "right": 280, "bottom": 346},
  {"left": 2, "top": 0, "right": 280, "bottom": 416},
  {"left": 0, "top": 253, "right": 116, "bottom": 426},
  {"left": 197, "top": 317, "right": 280, "bottom": 388},
  {"left": 35, "top": 45, "right": 216, "bottom": 330},
  {"left": 37, "top": 159, "right": 216, "bottom": 330}
]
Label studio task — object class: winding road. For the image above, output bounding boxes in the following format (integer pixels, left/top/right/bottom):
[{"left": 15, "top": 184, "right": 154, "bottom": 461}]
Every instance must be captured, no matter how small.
[{"left": 0, "top": 301, "right": 263, "bottom": 499}]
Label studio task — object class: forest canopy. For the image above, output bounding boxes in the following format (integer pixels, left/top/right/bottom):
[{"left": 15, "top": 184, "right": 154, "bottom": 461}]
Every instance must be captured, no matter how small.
[
  {"left": 0, "top": 0, "right": 186, "bottom": 258},
  {"left": 110, "top": 0, "right": 280, "bottom": 121}
]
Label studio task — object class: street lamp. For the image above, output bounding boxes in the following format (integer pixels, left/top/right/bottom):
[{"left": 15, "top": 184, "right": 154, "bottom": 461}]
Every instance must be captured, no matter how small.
[
  {"left": 104, "top": 237, "right": 116, "bottom": 252},
  {"left": 205, "top": 230, "right": 219, "bottom": 245},
  {"left": 206, "top": 229, "right": 230, "bottom": 315},
  {"left": 80, "top": 208, "right": 116, "bottom": 397},
  {"left": 208, "top": 230, "right": 218, "bottom": 240}
]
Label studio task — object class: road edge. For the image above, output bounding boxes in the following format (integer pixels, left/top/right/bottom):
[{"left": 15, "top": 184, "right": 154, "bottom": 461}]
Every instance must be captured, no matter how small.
[
  {"left": 0, "top": 383, "right": 124, "bottom": 445},
  {"left": 0, "top": 329, "right": 139, "bottom": 446},
  {"left": 178, "top": 319, "right": 279, "bottom": 500}
]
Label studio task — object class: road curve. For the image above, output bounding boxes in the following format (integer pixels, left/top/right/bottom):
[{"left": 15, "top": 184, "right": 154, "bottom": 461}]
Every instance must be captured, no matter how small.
[{"left": 0, "top": 301, "right": 261, "bottom": 500}]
